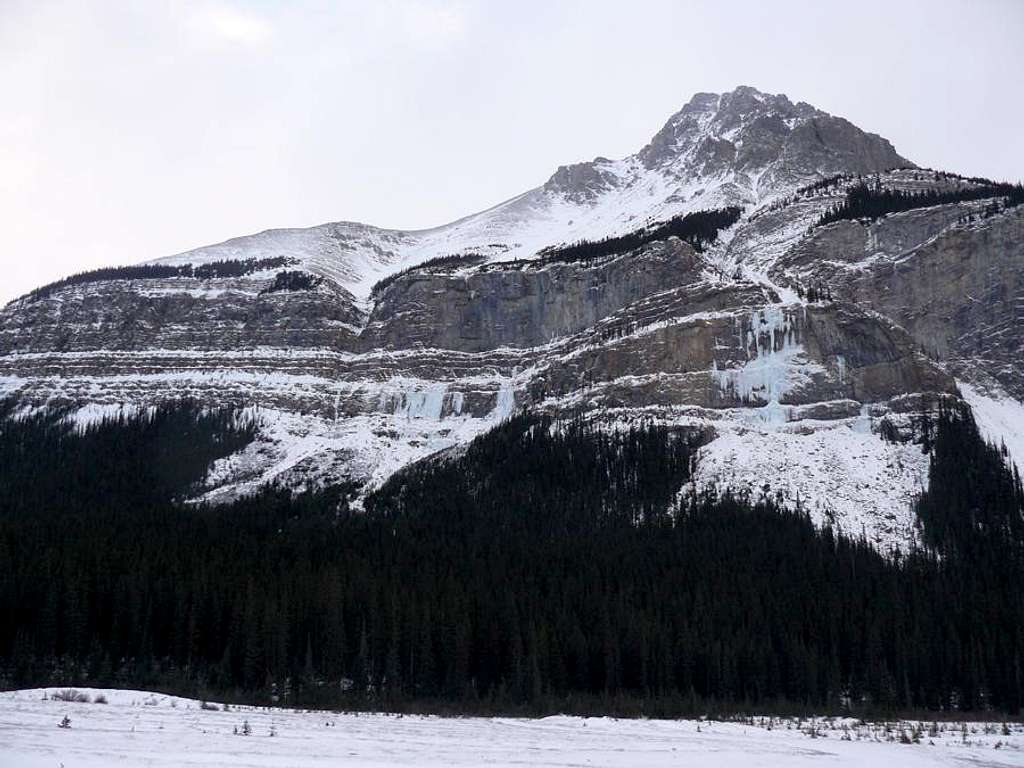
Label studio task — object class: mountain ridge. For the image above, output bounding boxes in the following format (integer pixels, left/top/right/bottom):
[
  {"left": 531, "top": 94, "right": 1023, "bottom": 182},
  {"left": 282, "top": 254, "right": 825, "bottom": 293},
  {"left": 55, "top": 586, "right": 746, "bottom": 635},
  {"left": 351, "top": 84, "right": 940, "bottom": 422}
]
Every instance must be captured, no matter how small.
[
  {"left": 146, "top": 85, "right": 912, "bottom": 305},
  {"left": 2, "top": 85, "right": 1022, "bottom": 554}
]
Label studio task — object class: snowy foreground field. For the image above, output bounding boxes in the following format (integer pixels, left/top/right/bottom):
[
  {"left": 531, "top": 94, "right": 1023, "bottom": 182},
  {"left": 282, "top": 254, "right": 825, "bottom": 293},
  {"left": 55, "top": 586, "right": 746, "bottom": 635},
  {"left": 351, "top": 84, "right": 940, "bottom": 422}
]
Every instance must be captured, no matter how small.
[{"left": 3, "top": 689, "right": 1024, "bottom": 767}]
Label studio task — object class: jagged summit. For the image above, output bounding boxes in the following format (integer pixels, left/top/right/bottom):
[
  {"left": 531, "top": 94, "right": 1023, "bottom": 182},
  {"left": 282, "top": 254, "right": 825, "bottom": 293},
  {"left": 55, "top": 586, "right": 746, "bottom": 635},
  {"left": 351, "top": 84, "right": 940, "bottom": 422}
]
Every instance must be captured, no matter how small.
[
  {"left": 565, "top": 86, "right": 909, "bottom": 199},
  {"left": 638, "top": 86, "right": 823, "bottom": 168},
  {"left": 548, "top": 85, "right": 909, "bottom": 200}
]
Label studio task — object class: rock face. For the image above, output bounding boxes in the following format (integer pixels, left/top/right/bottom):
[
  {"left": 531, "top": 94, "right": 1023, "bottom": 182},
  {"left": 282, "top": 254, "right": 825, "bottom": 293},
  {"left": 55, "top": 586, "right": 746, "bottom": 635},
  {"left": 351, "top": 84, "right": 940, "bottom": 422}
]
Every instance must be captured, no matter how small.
[
  {"left": 1, "top": 86, "right": 1021, "bottom": 552},
  {"left": 363, "top": 239, "right": 703, "bottom": 353},
  {"left": 778, "top": 204, "right": 1024, "bottom": 400},
  {"left": 0, "top": 277, "right": 364, "bottom": 355},
  {"left": 638, "top": 87, "right": 909, "bottom": 187}
]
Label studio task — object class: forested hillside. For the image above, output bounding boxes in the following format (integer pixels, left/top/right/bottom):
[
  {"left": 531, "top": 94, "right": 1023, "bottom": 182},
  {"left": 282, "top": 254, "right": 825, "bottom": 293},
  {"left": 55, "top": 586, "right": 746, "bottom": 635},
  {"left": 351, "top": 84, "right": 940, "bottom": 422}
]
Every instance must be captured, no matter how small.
[
  {"left": 13, "top": 257, "right": 295, "bottom": 304},
  {"left": 817, "top": 180, "right": 1024, "bottom": 226},
  {"left": 1, "top": 404, "right": 1023, "bottom": 716},
  {"left": 533, "top": 207, "right": 743, "bottom": 265}
]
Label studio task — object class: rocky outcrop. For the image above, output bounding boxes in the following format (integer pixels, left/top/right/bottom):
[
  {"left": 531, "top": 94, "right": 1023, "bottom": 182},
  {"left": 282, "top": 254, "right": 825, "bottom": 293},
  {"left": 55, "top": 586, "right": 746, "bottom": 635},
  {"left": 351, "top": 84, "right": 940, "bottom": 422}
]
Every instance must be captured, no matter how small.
[
  {"left": 777, "top": 204, "right": 1024, "bottom": 399},
  {"left": 0, "top": 232, "right": 954, "bottom": 438},
  {"left": 0, "top": 225, "right": 964, "bottom": 553},
  {"left": 531, "top": 297, "right": 951, "bottom": 412},
  {"left": 543, "top": 158, "right": 621, "bottom": 204},
  {"left": 638, "top": 86, "right": 909, "bottom": 183},
  {"left": 362, "top": 238, "right": 704, "bottom": 352},
  {"left": 0, "top": 276, "right": 364, "bottom": 355}
]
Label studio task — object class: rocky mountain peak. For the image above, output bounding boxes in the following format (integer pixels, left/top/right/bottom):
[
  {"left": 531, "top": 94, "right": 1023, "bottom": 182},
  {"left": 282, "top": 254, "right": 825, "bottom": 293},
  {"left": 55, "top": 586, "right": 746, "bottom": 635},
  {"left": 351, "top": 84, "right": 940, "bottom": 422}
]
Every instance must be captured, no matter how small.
[
  {"left": 542, "top": 86, "right": 911, "bottom": 209},
  {"left": 638, "top": 86, "right": 818, "bottom": 169},
  {"left": 542, "top": 157, "right": 621, "bottom": 204}
]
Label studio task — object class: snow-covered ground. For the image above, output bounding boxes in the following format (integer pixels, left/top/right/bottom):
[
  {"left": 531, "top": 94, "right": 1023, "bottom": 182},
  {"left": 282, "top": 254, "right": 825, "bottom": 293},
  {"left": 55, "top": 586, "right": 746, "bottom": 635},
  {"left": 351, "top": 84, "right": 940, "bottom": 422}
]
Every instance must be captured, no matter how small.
[
  {"left": 690, "top": 416, "right": 931, "bottom": 551},
  {"left": 959, "top": 381, "right": 1024, "bottom": 475},
  {"left": 2, "top": 688, "right": 1023, "bottom": 768}
]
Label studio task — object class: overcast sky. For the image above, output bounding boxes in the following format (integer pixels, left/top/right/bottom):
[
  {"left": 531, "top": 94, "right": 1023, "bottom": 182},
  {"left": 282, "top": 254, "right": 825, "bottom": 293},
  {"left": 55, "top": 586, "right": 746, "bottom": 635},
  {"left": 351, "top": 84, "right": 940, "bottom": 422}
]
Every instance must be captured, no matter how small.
[{"left": 1, "top": 0, "right": 1021, "bottom": 304}]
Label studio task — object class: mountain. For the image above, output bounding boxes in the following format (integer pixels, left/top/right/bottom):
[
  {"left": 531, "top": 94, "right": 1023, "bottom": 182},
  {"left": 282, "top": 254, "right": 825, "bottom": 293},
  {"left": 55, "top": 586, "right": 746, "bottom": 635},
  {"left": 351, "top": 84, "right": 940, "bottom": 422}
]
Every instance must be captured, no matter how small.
[
  {"left": 2, "top": 85, "right": 1022, "bottom": 552},
  {"left": 152, "top": 86, "right": 912, "bottom": 301}
]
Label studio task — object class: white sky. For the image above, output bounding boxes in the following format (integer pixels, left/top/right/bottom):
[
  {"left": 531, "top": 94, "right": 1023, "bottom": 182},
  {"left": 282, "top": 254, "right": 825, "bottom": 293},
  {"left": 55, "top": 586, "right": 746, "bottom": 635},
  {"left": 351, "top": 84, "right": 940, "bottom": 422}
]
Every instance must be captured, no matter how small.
[{"left": 1, "top": 0, "right": 1022, "bottom": 304}]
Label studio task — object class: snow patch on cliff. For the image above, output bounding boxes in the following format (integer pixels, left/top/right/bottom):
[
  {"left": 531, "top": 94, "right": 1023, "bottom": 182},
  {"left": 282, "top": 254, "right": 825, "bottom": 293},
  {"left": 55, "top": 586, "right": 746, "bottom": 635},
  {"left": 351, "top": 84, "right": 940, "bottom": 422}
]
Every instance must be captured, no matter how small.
[
  {"left": 960, "top": 381, "right": 1024, "bottom": 474},
  {"left": 690, "top": 417, "right": 929, "bottom": 552}
]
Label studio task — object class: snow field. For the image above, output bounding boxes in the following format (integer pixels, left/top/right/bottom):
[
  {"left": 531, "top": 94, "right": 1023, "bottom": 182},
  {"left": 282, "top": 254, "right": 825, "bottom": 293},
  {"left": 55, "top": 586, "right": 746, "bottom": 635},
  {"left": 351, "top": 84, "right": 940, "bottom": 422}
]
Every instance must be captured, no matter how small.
[
  {"left": 959, "top": 382, "right": 1024, "bottom": 475},
  {"left": 3, "top": 688, "right": 1024, "bottom": 768}
]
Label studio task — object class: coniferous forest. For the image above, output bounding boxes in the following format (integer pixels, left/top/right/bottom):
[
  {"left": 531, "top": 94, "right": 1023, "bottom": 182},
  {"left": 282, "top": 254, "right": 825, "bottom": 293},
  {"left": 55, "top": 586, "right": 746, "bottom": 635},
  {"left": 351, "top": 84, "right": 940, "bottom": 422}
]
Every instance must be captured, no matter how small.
[
  {"left": 1, "top": 400, "right": 1023, "bottom": 717},
  {"left": 534, "top": 207, "right": 743, "bottom": 266},
  {"left": 817, "top": 181, "right": 1024, "bottom": 226},
  {"left": 19, "top": 256, "right": 293, "bottom": 303}
]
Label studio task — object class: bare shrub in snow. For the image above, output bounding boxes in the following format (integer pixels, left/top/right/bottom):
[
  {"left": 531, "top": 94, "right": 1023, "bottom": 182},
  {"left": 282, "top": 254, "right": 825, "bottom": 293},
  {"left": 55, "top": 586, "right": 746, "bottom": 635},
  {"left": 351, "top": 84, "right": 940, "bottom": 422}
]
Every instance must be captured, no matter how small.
[{"left": 52, "top": 689, "right": 90, "bottom": 703}]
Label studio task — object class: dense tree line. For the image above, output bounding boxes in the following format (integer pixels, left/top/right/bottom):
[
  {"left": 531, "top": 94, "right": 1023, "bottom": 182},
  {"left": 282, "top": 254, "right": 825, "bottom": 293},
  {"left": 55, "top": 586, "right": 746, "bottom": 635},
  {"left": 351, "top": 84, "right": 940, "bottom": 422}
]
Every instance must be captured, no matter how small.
[
  {"left": 817, "top": 181, "right": 1024, "bottom": 226},
  {"left": 534, "top": 207, "right": 743, "bottom": 266},
  {"left": 758, "top": 175, "right": 854, "bottom": 218},
  {"left": 1, "top": 403, "right": 1023, "bottom": 716},
  {"left": 0, "top": 401, "right": 256, "bottom": 514},
  {"left": 916, "top": 400, "right": 1024, "bottom": 554},
  {"left": 370, "top": 254, "right": 486, "bottom": 298},
  {"left": 19, "top": 257, "right": 294, "bottom": 303},
  {"left": 794, "top": 173, "right": 851, "bottom": 196},
  {"left": 259, "top": 270, "right": 323, "bottom": 294}
]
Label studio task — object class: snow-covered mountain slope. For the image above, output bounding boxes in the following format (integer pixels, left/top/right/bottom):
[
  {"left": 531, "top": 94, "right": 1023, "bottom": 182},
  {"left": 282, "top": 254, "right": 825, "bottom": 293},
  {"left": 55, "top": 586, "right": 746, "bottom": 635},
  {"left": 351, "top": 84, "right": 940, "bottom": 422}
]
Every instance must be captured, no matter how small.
[
  {"left": 153, "top": 86, "right": 909, "bottom": 304},
  {"left": 2, "top": 85, "right": 1022, "bottom": 554}
]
